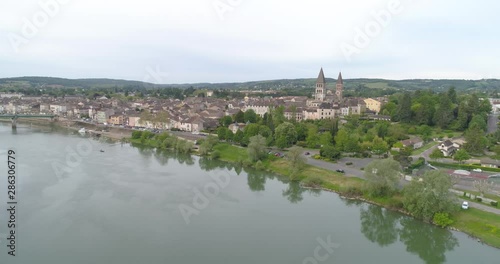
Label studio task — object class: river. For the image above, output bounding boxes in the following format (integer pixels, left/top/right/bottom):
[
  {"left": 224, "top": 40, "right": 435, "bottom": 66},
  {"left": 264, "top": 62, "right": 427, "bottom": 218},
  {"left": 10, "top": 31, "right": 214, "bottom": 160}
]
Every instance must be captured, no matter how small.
[{"left": 0, "top": 123, "right": 499, "bottom": 264}]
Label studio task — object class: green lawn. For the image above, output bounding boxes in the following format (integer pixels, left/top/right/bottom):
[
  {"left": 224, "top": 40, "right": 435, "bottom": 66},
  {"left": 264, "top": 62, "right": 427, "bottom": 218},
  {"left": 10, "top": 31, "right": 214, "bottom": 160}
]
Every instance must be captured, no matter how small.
[
  {"left": 213, "top": 143, "right": 249, "bottom": 163},
  {"left": 454, "top": 208, "right": 500, "bottom": 247},
  {"left": 412, "top": 141, "right": 438, "bottom": 155}
]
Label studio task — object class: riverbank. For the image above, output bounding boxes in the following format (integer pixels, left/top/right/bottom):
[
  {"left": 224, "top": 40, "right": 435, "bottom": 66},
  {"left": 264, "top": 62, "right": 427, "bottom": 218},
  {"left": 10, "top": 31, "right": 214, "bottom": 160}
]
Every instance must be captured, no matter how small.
[
  {"left": 212, "top": 143, "right": 500, "bottom": 249},
  {"left": 86, "top": 129, "right": 500, "bottom": 249},
  {"left": 0, "top": 118, "right": 132, "bottom": 141}
]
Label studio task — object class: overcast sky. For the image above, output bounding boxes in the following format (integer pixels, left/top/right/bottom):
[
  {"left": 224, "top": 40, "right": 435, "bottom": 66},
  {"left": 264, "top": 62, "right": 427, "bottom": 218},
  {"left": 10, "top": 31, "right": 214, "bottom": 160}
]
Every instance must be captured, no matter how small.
[{"left": 1, "top": 0, "right": 499, "bottom": 83}]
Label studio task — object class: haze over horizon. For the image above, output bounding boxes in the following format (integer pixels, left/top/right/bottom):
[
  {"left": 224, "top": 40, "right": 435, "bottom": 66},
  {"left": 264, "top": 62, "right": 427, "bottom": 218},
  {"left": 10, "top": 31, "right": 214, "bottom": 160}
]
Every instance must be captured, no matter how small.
[{"left": 1, "top": 0, "right": 499, "bottom": 83}]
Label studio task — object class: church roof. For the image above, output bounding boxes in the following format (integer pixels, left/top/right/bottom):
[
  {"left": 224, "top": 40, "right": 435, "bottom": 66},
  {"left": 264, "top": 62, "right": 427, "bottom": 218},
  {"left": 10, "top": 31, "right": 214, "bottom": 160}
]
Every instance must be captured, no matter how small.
[
  {"left": 337, "top": 72, "right": 343, "bottom": 84},
  {"left": 317, "top": 68, "right": 326, "bottom": 84}
]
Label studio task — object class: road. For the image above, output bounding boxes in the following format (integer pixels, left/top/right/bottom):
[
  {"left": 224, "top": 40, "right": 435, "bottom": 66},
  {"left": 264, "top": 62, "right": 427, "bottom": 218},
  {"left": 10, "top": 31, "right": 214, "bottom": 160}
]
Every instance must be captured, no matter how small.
[
  {"left": 304, "top": 150, "right": 373, "bottom": 179},
  {"left": 488, "top": 114, "right": 499, "bottom": 134},
  {"left": 467, "top": 200, "right": 500, "bottom": 214},
  {"left": 304, "top": 150, "right": 500, "bottom": 215}
]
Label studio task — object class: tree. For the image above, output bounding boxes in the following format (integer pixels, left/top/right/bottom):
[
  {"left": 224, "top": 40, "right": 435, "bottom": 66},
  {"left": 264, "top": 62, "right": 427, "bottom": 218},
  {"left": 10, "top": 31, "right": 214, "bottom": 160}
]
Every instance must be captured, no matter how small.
[
  {"left": 364, "top": 159, "right": 402, "bottom": 197},
  {"left": 320, "top": 145, "right": 341, "bottom": 160},
  {"left": 468, "top": 114, "right": 487, "bottom": 132},
  {"left": 464, "top": 125, "right": 487, "bottom": 154},
  {"left": 286, "top": 146, "right": 306, "bottom": 179},
  {"left": 453, "top": 149, "right": 470, "bottom": 164},
  {"left": 473, "top": 180, "right": 495, "bottom": 197},
  {"left": 306, "top": 124, "right": 320, "bottom": 148},
  {"left": 429, "top": 148, "right": 444, "bottom": 161},
  {"left": 295, "top": 122, "right": 308, "bottom": 141},
  {"left": 234, "top": 130, "right": 244, "bottom": 144},
  {"left": 217, "top": 127, "right": 230, "bottom": 140},
  {"left": 372, "top": 137, "right": 389, "bottom": 157},
  {"left": 393, "top": 146, "right": 413, "bottom": 168},
  {"left": 433, "top": 93, "right": 454, "bottom": 128},
  {"left": 153, "top": 111, "right": 169, "bottom": 128},
  {"left": 396, "top": 93, "right": 412, "bottom": 123},
  {"left": 403, "top": 171, "right": 458, "bottom": 221},
  {"left": 274, "top": 122, "right": 297, "bottom": 149},
  {"left": 244, "top": 109, "right": 257, "bottom": 123},
  {"left": 447, "top": 86, "right": 457, "bottom": 104},
  {"left": 248, "top": 135, "right": 267, "bottom": 162},
  {"left": 233, "top": 110, "right": 245, "bottom": 123},
  {"left": 225, "top": 129, "right": 234, "bottom": 142},
  {"left": 219, "top": 116, "right": 233, "bottom": 127},
  {"left": 138, "top": 110, "right": 153, "bottom": 126},
  {"left": 319, "top": 132, "right": 333, "bottom": 147},
  {"left": 334, "top": 128, "right": 349, "bottom": 150}
]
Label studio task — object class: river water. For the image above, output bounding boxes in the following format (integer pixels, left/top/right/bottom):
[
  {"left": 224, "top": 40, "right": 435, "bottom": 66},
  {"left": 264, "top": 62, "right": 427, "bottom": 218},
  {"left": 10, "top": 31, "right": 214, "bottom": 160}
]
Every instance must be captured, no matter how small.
[{"left": 0, "top": 123, "right": 498, "bottom": 263}]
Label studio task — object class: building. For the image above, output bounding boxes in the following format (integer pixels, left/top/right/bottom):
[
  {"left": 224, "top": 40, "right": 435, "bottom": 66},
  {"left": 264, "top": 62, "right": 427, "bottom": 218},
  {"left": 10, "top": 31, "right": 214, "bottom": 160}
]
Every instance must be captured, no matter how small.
[
  {"left": 364, "top": 98, "right": 383, "bottom": 114},
  {"left": 108, "top": 115, "right": 124, "bottom": 125},
  {"left": 438, "top": 140, "right": 460, "bottom": 157},
  {"left": 314, "top": 68, "right": 326, "bottom": 102},
  {"left": 401, "top": 137, "right": 424, "bottom": 149}
]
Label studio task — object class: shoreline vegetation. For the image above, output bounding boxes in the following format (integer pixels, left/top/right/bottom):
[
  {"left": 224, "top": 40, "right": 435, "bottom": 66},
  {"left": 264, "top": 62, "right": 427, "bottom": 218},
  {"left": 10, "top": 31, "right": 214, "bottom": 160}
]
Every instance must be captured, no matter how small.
[
  {"left": 8, "top": 119, "right": 500, "bottom": 249},
  {"left": 127, "top": 129, "right": 500, "bottom": 249}
]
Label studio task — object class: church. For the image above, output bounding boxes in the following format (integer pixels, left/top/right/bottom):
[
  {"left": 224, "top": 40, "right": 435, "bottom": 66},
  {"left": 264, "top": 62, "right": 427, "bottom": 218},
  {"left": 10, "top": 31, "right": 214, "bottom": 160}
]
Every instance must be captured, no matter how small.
[
  {"left": 305, "top": 68, "right": 366, "bottom": 119},
  {"left": 313, "top": 67, "right": 343, "bottom": 103}
]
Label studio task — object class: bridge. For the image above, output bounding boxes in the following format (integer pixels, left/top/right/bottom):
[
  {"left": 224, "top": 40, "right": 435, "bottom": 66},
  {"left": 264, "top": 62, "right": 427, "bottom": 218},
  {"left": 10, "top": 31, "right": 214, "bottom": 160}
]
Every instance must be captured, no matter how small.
[{"left": 0, "top": 114, "right": 57, "bottom": 128}]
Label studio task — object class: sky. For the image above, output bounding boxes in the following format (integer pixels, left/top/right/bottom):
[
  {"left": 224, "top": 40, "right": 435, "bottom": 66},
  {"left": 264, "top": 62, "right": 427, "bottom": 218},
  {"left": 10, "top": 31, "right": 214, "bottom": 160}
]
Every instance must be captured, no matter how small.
[{"left": 1, "top": 0, "right": 499, "bottom": 83}]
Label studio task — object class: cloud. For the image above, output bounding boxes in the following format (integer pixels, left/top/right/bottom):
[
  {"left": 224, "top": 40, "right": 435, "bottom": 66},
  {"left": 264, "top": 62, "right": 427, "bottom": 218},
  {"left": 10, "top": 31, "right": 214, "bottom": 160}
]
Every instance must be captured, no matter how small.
[{"left": 0, "top": 0, "right": 499, "bottom": 82}]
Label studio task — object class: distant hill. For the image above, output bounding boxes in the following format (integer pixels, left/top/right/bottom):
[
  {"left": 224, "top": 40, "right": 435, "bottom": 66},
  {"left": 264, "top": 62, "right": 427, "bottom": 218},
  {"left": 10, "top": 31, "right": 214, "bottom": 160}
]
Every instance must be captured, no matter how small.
[{"left": 1, "top": 76, "right": 500, "bottom": 94}]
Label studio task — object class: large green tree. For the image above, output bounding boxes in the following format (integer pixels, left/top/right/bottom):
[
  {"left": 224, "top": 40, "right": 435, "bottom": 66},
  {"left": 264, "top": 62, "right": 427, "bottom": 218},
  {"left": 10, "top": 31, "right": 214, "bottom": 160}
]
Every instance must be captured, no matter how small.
[
  {"left": 364, "top": 159, "right": 402, "bottom": 197},
  {"left": 403, "top": 171, "right": 458, "bottom": 221},
  {"left": 396, "top": 93, "right": 412, "bottom": 123},
  {"left": 453, "top": 149, "right": 470, "bottom": 163},
  {"left": 248, "top": 135, "right": 267, "bottom": 162},
  {"left": 274, "top": 122, "right": 298, "bottom": 149},
  {"left": 244, "top": 109, "right": 257, "bottom": 123},
  {"left": 286, "top": 146, "right": 306, "bottom": 179},
  {"left": 433, "top": 93, "right": 454, "bottom": 128},
  {"left": 464, "top": 125, "right": 487, "bottom": 154}
]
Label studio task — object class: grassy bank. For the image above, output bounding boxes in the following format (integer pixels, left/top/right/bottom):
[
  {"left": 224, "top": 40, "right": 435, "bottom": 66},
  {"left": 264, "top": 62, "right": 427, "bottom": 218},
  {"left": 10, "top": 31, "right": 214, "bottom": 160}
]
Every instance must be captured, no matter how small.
[
  {"left": 454, "top": 209, "right": 500, "bottom": 247},
  {"left": 213, "top": 142, "right": 500, "bottom": 249}
]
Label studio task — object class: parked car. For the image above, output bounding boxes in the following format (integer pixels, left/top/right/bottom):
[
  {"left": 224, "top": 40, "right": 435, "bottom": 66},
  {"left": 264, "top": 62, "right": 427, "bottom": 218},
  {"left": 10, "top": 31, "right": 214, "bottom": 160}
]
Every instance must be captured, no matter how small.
[
  {"left": 304, "top": 152, "right": 310, "bottom": 155},
  {"left": 462, "top": 201, "right": 469, "bottom": 210},
  {"left": 336, "top": 169, "right": 345, "bottom": 173},
  {"left": 472, "top": 168, "right": 482, "bottom": 172}
]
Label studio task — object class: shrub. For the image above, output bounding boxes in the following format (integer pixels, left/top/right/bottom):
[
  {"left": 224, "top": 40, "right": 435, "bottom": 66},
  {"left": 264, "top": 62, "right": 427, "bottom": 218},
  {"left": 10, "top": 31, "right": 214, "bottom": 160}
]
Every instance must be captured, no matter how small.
[
  {"left": 491, "top": 201, "right": 499, "bottom": 207},
  {"left": 312, "top": 154, "right": 321, "bottom": 160},
  {"left": 242, "top": 159, "right": 252, "bottom": 167},
  {"left": 476, "top": 197, "right": 483, "bottom": 202},
  {"left": 131, "top": 131, "right": 142, "bottom": 139},
  {"left": 463, "top": 192, "right": 467, "bottom": 197},
  {"left": 342, "top": 185, "right": 363, "bottom": 196},
  {"left": 346, "top": 162, "right": 353, "bottom": 166},
  {"left": 447, "top": 133, "right": 454, "bottom": 139},
  {"left": 360, "top": 167, "right": 364, "bottom": 171},
  {"left": 433, "top": 212, "right": 454, "bottom": 228},
  {"left": 303, "top": 176, "right": 324, "bottom": 187},
  {"left": 387, "top": 199, "right": 404, "bottom": 209},
  {"left": 211, "top": 150, "right": 221, "bottom": 160},
  {"left": 255, "top": 160, "right": 265, "bottom": 170},
  {"left": 296, "top": 141, "right": 307, "bottom": 147}
]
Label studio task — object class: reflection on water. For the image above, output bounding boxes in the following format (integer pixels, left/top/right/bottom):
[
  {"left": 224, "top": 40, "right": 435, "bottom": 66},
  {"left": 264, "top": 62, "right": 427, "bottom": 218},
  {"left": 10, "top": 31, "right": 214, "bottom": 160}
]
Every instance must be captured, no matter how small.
[
  {"left": 360, "top": 204, "right": 459, "bottom": 264},
  {"left": 2, "top": 122, "right": 497, "bottom": 264}
]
